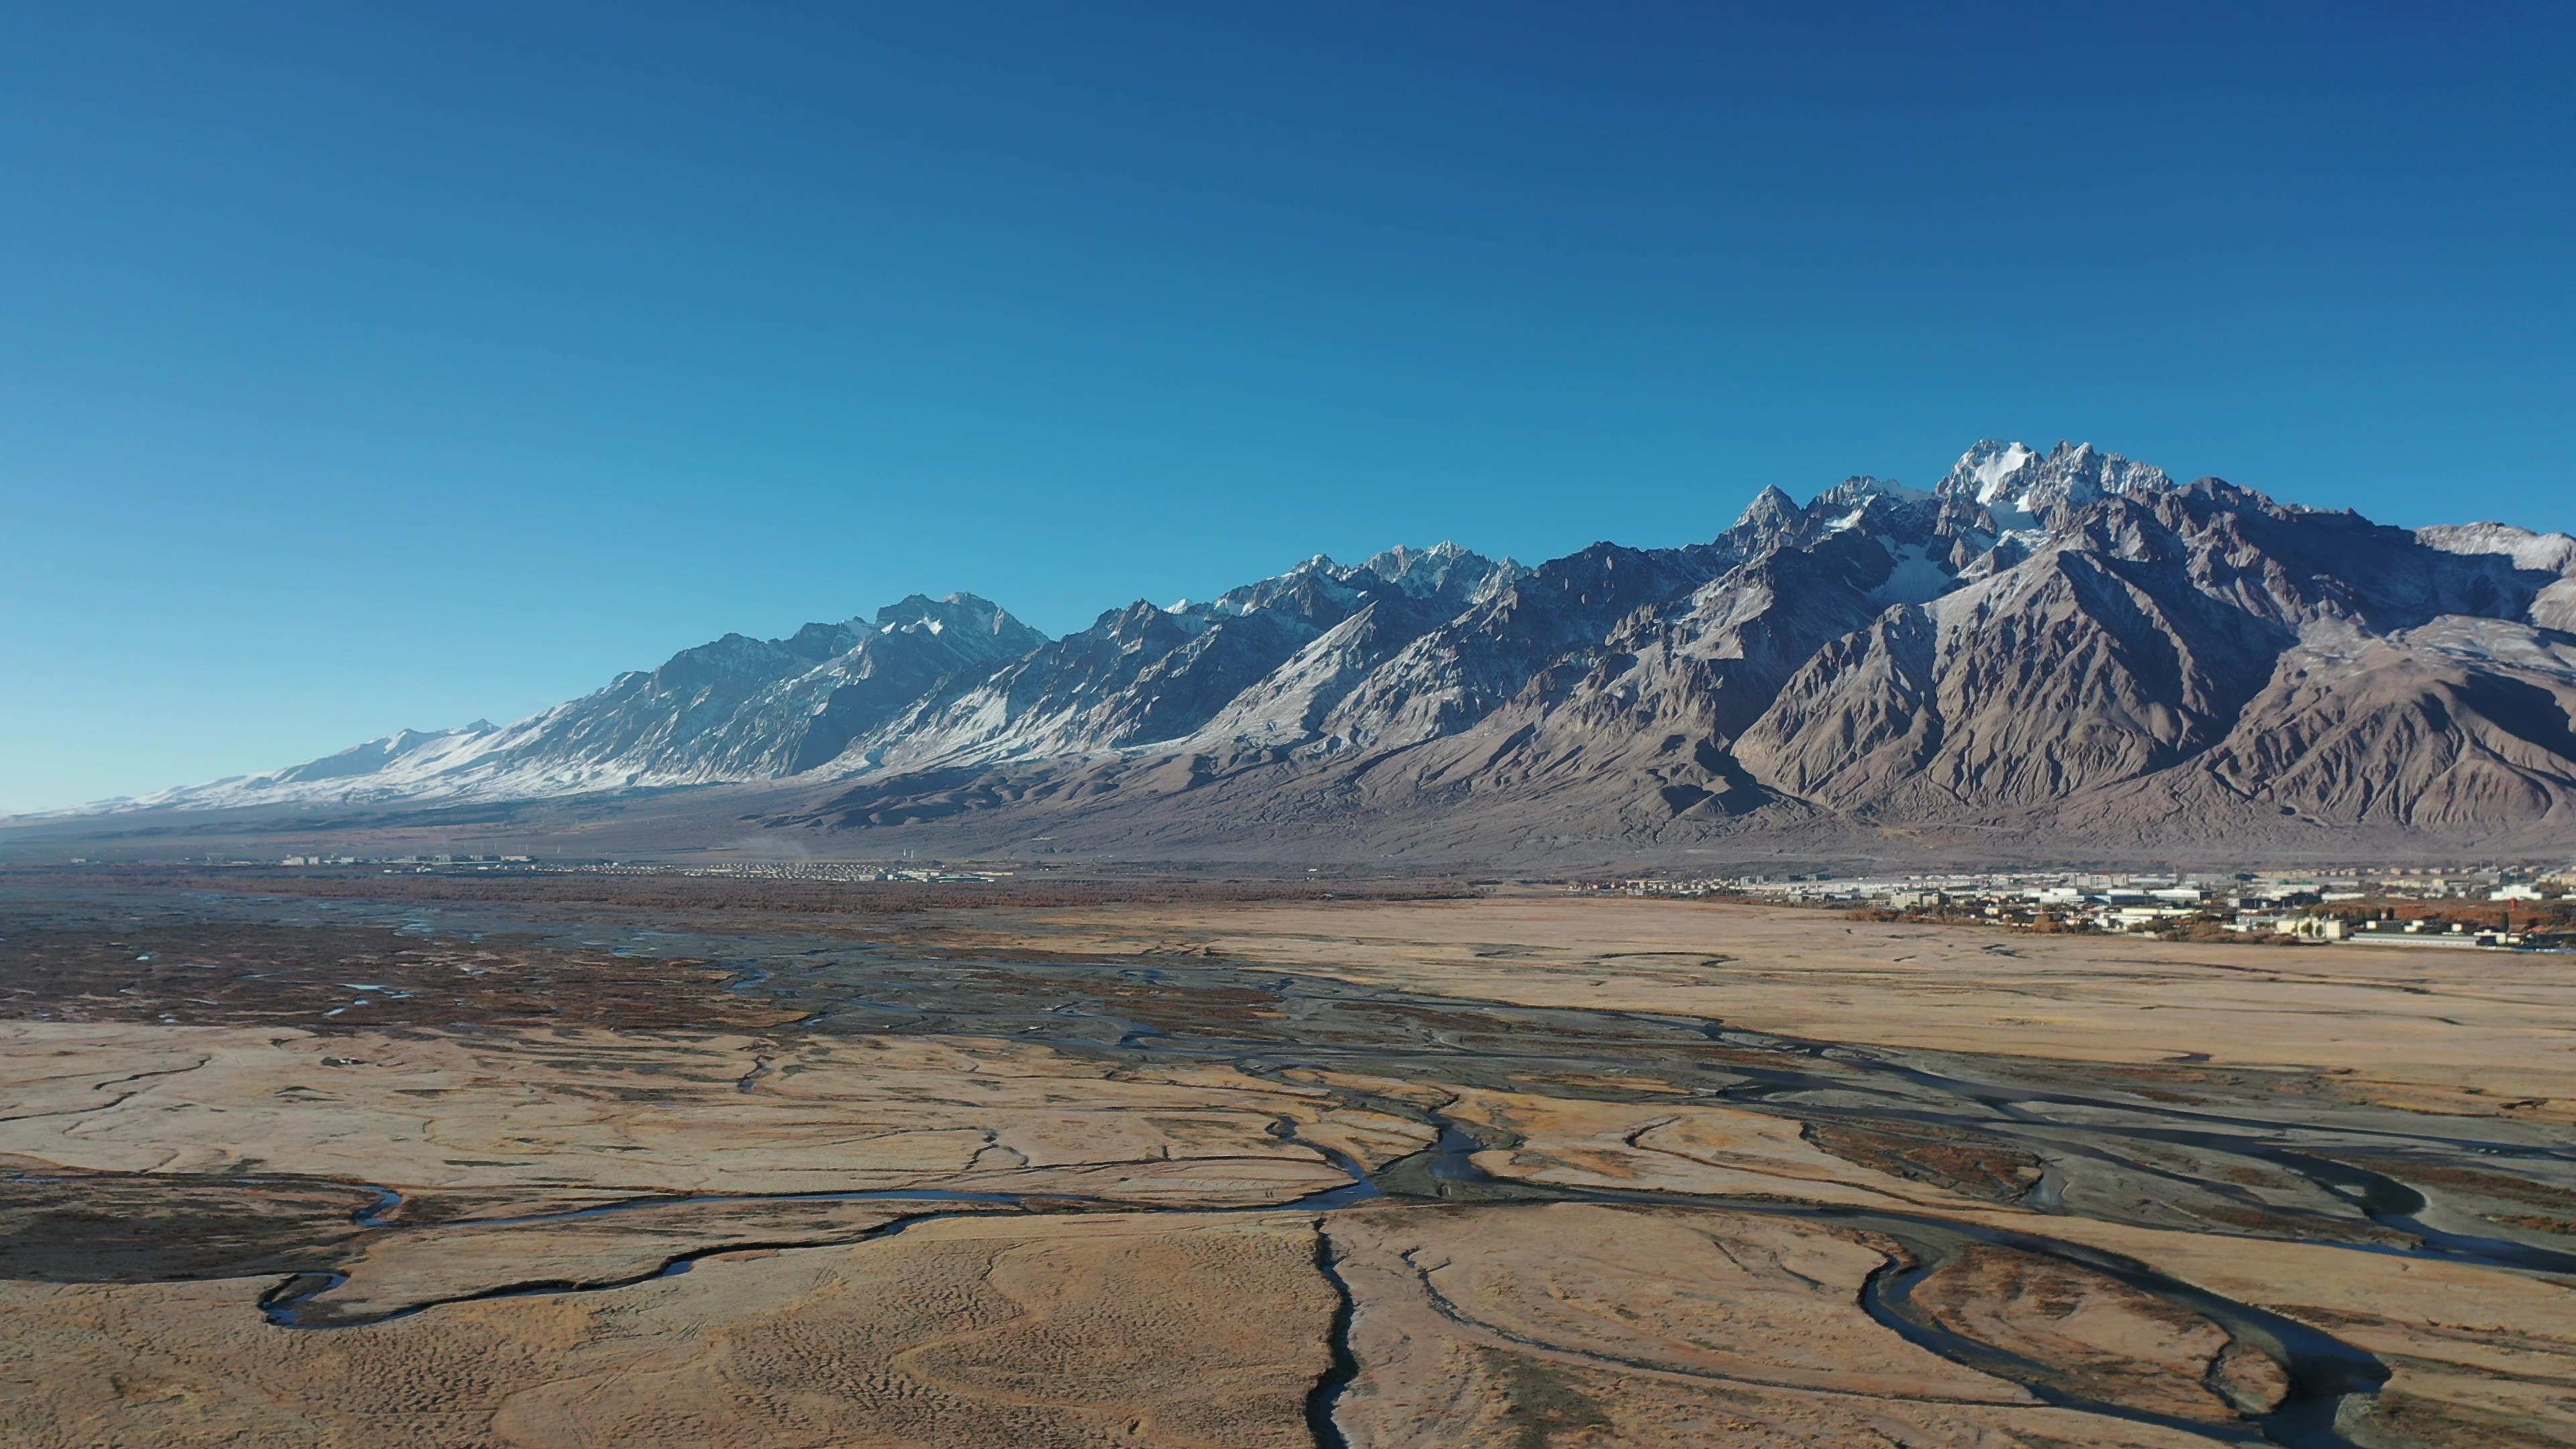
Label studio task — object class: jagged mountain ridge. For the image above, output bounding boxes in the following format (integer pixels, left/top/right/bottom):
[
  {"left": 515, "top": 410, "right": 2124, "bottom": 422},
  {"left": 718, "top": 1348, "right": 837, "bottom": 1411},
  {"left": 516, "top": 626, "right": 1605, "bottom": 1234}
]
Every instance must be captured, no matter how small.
[
  {"left": 91, "top": 441, "right": 2576, "bottom": 857},
  {"left": 123, "top": 593, "right": 1049, "bottom": 810}
]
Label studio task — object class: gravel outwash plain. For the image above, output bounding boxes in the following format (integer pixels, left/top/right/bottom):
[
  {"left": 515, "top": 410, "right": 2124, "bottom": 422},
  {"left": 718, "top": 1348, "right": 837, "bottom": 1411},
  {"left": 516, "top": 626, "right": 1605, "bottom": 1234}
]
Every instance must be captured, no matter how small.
[{"left": 3, "top": 878, "right": 2573, "bottom": 1447}]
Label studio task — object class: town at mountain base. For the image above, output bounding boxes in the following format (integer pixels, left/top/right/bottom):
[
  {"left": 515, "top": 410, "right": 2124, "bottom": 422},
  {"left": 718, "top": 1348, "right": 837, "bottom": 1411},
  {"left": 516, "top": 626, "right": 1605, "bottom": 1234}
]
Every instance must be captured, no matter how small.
[{"left": 51, "top": 442, "right": 2576, "bottom": 864}]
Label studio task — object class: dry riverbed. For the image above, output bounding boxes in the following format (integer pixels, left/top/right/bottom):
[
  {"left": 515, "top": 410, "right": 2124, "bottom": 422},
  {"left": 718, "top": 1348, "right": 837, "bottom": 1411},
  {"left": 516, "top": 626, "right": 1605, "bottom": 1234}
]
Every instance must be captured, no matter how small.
[{"left": 3, "top": 883, "right": 2573, "bottom": 1446}]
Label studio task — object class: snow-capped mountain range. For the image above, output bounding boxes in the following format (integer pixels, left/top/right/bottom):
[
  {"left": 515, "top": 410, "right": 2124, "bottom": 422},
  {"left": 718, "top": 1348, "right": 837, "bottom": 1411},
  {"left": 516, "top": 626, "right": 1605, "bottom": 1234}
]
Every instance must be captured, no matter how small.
[{"left": 72, "top": 441, "right": 2576, "bottom": 858}]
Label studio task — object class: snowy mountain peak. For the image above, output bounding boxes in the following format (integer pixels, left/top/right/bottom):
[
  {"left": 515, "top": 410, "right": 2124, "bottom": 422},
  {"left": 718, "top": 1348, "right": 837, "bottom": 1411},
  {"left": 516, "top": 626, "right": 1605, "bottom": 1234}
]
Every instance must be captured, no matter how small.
[
  {"left": 1945, "top": 440, "right": 2040, "bottom": 504},
  {"left": 1936, "top": 439, "right": 2169, "bottom": 531},
  {"left": 866, "top": 592, "right": 1046, "bottom": 652},
  {"left": 1355, "top": 540, "right": 1499, "bottom": 600},
  {"left": 1812, "top": 474, "right": 1934, "bottom": 510},
  {"left": 1358, "top": 540, "right": 1466, "bottom": 575},
  {"left": 1734, "top": 486, "right": 1799, "bottom": 531}
]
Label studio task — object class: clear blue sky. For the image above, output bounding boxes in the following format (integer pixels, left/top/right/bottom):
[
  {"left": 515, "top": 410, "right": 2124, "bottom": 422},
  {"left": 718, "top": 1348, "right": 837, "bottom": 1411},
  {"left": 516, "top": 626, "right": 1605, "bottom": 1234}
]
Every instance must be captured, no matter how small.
[{"left": 6, "top": 3, "right": 2572, "bottom": 812}]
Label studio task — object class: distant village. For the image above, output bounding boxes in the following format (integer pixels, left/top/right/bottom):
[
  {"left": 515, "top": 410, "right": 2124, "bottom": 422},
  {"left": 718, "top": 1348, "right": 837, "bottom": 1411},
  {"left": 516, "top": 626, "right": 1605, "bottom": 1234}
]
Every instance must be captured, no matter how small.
[
  {"left": 1578, "top": 865, "right": 2576, "bottom": 951},
  {"left": 50, "top": 851, "right": 2576, "bottom": 947},
  {"left": 256, "top": 855, "right": 1012, "bottom": 885}
]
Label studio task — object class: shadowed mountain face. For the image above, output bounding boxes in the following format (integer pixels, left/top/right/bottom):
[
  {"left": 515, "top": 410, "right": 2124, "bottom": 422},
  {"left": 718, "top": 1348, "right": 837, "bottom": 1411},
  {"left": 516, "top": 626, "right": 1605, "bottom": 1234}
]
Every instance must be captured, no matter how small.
[{"left": 75, "top": 442, "right": 2576, "bottom": 860}]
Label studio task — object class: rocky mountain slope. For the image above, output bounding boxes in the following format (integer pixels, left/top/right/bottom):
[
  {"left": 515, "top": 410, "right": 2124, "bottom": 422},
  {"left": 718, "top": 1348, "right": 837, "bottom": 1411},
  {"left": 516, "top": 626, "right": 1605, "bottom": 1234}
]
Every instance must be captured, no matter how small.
[
  {"left": 72, "top": 441, "right": 2576, "bottom": 861},
  {"left": 123, "top": 593, "right": 1046, "bottom": 810}
]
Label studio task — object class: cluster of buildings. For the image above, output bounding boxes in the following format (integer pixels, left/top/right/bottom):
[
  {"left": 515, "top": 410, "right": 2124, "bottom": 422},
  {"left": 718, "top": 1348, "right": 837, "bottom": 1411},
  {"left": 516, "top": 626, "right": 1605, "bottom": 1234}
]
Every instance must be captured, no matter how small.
[{"left": 1582, "top": 865, "right": 2576, "bottom": 951}]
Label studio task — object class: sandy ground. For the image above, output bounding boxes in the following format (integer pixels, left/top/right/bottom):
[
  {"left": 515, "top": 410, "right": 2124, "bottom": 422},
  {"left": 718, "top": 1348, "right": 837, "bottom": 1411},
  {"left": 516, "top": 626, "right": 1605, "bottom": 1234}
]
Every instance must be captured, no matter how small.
[
  {"left": 1, "top": 1212, "right": 1336, "bottom": 1449},
  {"left": 0, "top": 1024, "right": 1381, "bottom": 1203},
  {"left": 3, "top": 888, "right": 2573, "bottom": 1446},
  {"left": 989, "top": 895, "right": 2576, "bottom": 1120}
]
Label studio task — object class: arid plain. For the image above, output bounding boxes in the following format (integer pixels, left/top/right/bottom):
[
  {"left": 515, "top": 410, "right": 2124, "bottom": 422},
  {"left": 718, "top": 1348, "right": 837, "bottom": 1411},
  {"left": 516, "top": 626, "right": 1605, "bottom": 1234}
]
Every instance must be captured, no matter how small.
[{"left": 4, "top": 875, "right": 2574, "bottom": 1448}]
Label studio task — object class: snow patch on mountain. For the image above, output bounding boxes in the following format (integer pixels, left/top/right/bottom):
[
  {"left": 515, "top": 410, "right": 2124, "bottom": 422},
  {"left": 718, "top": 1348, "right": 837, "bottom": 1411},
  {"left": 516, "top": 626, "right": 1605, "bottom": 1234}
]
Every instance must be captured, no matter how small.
[
  {"left": 2416, "top": 523, "right": 2576, "bottom": 577},
  {"left": 1939, "top": 439, "right": 2170, "bottom": 534}
]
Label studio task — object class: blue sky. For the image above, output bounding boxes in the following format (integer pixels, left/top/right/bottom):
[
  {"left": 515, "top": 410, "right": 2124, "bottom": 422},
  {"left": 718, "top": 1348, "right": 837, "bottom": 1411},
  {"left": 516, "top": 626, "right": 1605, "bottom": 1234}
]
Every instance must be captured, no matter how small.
[{"left": 5, "top": 3, "right": 2571, "bottom": 812}]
